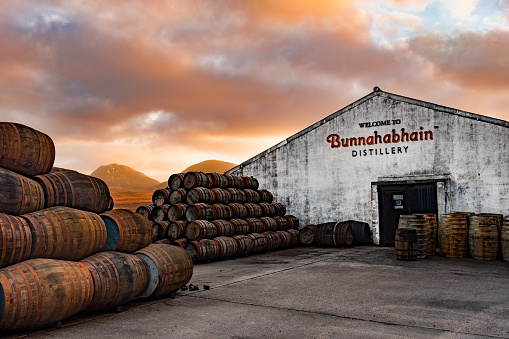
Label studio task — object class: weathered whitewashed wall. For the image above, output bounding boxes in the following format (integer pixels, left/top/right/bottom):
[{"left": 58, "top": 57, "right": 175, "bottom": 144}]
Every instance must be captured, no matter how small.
[{"left": 228, "top": 90, "right": 509, "bottom": 244}]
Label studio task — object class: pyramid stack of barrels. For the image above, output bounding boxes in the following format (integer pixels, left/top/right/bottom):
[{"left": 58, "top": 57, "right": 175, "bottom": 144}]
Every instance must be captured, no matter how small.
[
  {"left": 136, "top": 171, "right": 301, "bottom": 262},
  {"left": 0, "top": 122, "right": 192, "bottom": 332}
]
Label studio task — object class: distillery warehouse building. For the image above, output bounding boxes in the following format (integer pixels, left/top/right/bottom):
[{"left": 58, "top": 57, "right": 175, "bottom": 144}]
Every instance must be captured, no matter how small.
[{"left": 227, "top": 87, "right": 509, "bottom": 245}]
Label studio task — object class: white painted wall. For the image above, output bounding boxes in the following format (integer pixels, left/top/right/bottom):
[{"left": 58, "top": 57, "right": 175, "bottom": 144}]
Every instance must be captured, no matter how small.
[{"left": 228, "top": 91, "right": 509, "bottom": 244}]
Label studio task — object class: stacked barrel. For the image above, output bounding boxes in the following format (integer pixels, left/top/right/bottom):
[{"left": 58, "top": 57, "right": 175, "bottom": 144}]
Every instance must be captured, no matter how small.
[
  {"left": 297, "top": 220, "right": 371, "bottom": 247},
  {"left": 397, "top": 214, "right": 438, "bottom": 259},
  {"left": 0, "top": 123, "right": 192, "bottom": 332},
  {"left": 136, "top": 171, "right": 300, "bottom": 262}
]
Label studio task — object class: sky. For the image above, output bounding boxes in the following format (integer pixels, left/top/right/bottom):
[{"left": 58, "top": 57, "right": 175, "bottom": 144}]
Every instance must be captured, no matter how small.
[{"left": 1, "top": 0, "right": 508, "bottom": 182}]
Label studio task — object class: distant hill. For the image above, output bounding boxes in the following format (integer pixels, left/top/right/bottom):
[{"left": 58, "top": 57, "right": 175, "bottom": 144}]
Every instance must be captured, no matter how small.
[
  {"left": 91, "top": 163, "right": 165, "bottom": 193},
  {"left": 182, "top": 160, "right": 237, "bottom": 174}
]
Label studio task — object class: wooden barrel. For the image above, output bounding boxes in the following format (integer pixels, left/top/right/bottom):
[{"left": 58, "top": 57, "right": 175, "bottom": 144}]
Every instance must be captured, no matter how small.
[
  {"left": 247, "top": 233, "right": 268, "bottom": 253},
  {"left": 422, "top": 214, "right": 438, "bottom": 255},
  {"left": 152, "top": 188, "right": 172, "bottom": 206},
  {"left": 135, "top": 244, "right": 193, "bottom": 298},
  {"left": 212, "top": 203, "right": 233, "bottom": 220},
  {"left": 242, "top": 189, "right": 261, "bottom": 203},
  {"left": 298, "top": 225, "right": 316, "bottom": 245},
  {"left": 185, "top": 239, "right": 220, "bottom": 262},
  {"left": 229, "top": 219, "right": 250, "bottom": 235},
  {"left": 259, "top": 202, "right": 277, "bottom": 217},
  {"left": 438, "top": 212, "right": 472, "bottom": 258},
  {"left": 171, "top": 238, "right": 188, "bottom": 249},
  {"left": 226, "top": 188, "right": 247, "bottom": 203},
  {"left": 246, "top": 217, "right": 266, "bottom": 233},
  {"left": 183, "top": 172, "right": 211, "bottom": 189},
  {"left": 0, "top": 214, "right": 32, "bottom": 268},
  {"left": 275, "top": 230, "right": 292, "bottom": 248},
  {"left": 395, "top": 228, "right": 418, "bottom": 261},
  {"left": 212, "top": 220, "right": 235, "bottom": 237},
  {"left": 340, "top": 220, "right": 371, "bottom": 245},
  {"left": 229, "top": 203, "right": 248, "bottom": 219},
  {"left": 502, "top": 217, "right": 509, "bottom": 262},
  {"left": 211, "top": 188, "right": 233, "bottom": 203},
  {"left": 0, "top": 167, "right": 45, "bottom": 215},
  {"left": 272, "top": 203, "right": 287, "bottom": 216},
  {"left": 244, "top": 203, "right": 263, "bottom": 218},
  {"left": 186, "top": 187, "right": 215, "bottom": 205},
  {"left": 23, "top": 206, "right": 107, "bottom": 261},
  {"left": 151, "top": 204, "right": 171, "bottom": 223},
  {"left": 0, "top": 258, "right": 93, "bottom": 331},
  {"left": 241, "top": 176, "right": 259, "bottom": 190},
  {"left": 186, "top": 203, "right": 216, "bottom": 221},
  {"left": 168, "top": 188, "right": 187, "bottom": 205},
  {"left": 155, "top": 238, "right": 171, "bottom": 245},
  {"left": 168, "top": 203, "right": 188, "bottom": 222},
  {"left": 153, "top": 221, "right": 171, "bottom": 241},
  {"left": 34, "top": 171, "right": 111, "bottom": 214},
  {"left": 101, "top": 209, "right": 153, "bottom": 253},
  {"left": 212, "top": 236, "right": 239, "bottom": 258},
  {"left": 273, "top": 216, "right": 289, "bottom": 230},
  {"left": 0, "top": 122, "right": 55, "bottom": 177},
  {"left": 260, "top": 217, "right": 278, "bottom": 232},
  {"left": 232, "top": 235, "right": 254, "bottom": 255},
  {"left": 81, "top": 251, "right": 149, "bottom": 310},
  {"left": 284, "top": 215, "right": 299, "bottom": 229},
  {"left": 314, "top": 222, "right": 353, "bottom": 247},
  {"left": 168, "top": 220, "right": 188, "bottom": 240},
  {"left": 136, "top": 204, "right": 156, "bottom": 220},
  {"left": 207, "top": 173, "right": 228, "bottom": 188},
  {"left": 224, "top": 174, "right": 243, "bottom": 188},
  {"left": 257, "top": 189, "right": 273, "bottom": 203},
  {"left": 186, "top": 220, "right": 217, "bottom": 240},
  {"left": 398, "top": 214, "right": 428, "bottom": 258},
  {"left": 286, "top": 229, "right": 300, "bottom": 246},
  {"left": 263, "top": 231, "right": 281, "bottom": 251},
  {"left": 168, "top": 173, "right": 185, "bottom": 190},
  {"left": 468, "top": 214, "right": 500, "bottom": 261}
]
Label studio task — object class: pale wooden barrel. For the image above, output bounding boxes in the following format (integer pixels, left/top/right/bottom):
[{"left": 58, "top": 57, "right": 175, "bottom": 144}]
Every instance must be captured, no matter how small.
[{"left": 468, "top": 214, "right": 500, "bottom": 260}]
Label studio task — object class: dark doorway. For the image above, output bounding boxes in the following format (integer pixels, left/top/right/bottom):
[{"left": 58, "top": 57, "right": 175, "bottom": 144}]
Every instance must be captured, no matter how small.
[{"left": 378, "top": 183, "right": 438, "bottom": 245}]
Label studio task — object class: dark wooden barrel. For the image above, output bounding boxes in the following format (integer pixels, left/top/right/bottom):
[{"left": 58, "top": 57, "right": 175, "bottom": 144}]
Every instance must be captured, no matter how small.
[
  {"left": 183, "top": 172, "right": 212, "bottom": 189},
  {"left": 241, "top": 176, "right": 259, "bottom": 190},
  {"left": 81, "top": 251, "right": 149, "bottom": 310},
  {"left": 272, "top": 203, "right": 287, "bottom": 216},
  {"left": 186, "top": 220, "right": 217, "bottom": 240},
  {"left": 232, "top": 235, "right": 254, "bottom": 255},
  {"left": 186, "top": 203, "right": 216, "bottom": 221},
  {"left": 0, "top": 214, "right": 32, "bottom": 268},
  {"left": 246, "top": 217, "right": 266, "bottom": 233},
  {"left": 229, "top": 219, "right": 250, "bottom": 235},
  {"left": 0, "top": 122, "right": 55, "bottom": 177},
  {"left": 242, "top": 189, "right": 261, "bottom": 203},
  {"left": 286, "top": 229, "right": 300, "bottom": 246},
  {"left": 212, "top": 203, "right": 233, "bottom": 220},
  {"left": 228, "top": 203, "right": 248, "bottom": 219},
  {"left": 263, "top": 231, "right": 281, "bottom": 251},
  {"left": 152, "top": 188, "right": 172, "bottom": 206},
  {"left": 207, "top": 173, "right": 228, "bottom": 188},
  {"left": 135, "top": 244, "right": 193, "bottom": 298},
  {"left": 247, "top": 233, "right": 268, "bottom": 253},
  {"left": 101, "top": 209, "right": 153, "bottom": 253},
  {"left": 226, "top": 188, "right": 247, "bottom": 203},
  {"left": 298, "top": 225, "right": 316, "bottom": 245},
  {"left": 135, "top": 204, "right": 156, "bottom": 220},
  {"left": 168, "top": 173, "right": 185, "bottom": 190},
  {"left": 185, "top": 239, "right": 220, "bottom": 262},
  {"left": 273, "top": 216, "right": 289, "bottom": 230},
  {"left": 0, "top": 258, "right": 93, "bottom": 331},
  {"left": 153, "top": 221, "right": 171, "bottom": 241},
  {"left": 168, "top": 203, "right": 188, "bottom": 222},
  {"left": 224, "top": 174, "right": 243, "bottom": 188},
  {"left": 211, "top": 188, "right": 233, "bottom": 203},
  {"left": 275, "top": 230, "right": 292, "bottom": 248},
  {"left": 186, "top": 187, "right": 215, "bottom": 205},
  {"left": 212, "top": 236, "right": 239, "bottom": 258},
  {"left": 244, "top": 203, "right": 263, "bottom": 218},
  {"left": 168, "top": 220, "right": 187, "bottom": 240},
  {"left": 260, "top": 217, "right": 278, "bottom": 232},
  {"left": 340, "top": 220, "right": 371, "bottom": 245},
  {"left": 259, "top": 202, "right": 277, "bottom": 217},
  {"left": 23, "top": 206, "right": 107, "bottom": 261},
  {"left": 468, "top": 214, "right": 500, "bottom": 261},
  {"left": 502, "top": 217, "right": 509, "bottom": 262},
  {"left": 212, "top": 220, "right": 235, "bottom": 237},
  {"left": 168, "top": 188, "right": 187, "bottom": 205},
  {"left": 257, "top": 189, "right": 273, "bottom": 203},
  {"left": 171, "top": 238, "right": 189, "bottom": 249},
  {"left": 151, "top": 204, "right": 171, "bottom": 223},
  {"left": 155, "top": 238, "right": 171, "bottom": 245},
  {"left": 0, "top": 167, "right": 45, "bottom": 215},
  {"left": 314, "top": 222, "right": 353, "bottom": 247},
  {"left": 34, "top": 171, "right": 111, "bottom": 214},
  {"left": 284, "top": 215, "right": 300, "bottom": 229},
  {"left": 395, "top": 228, "right": 418, "bottom": 261}
]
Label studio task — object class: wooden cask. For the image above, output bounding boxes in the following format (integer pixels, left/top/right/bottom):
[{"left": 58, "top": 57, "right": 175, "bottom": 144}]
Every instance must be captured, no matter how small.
[
  {"left": 101, "top": 209, "right": 153, "bottom": 253},
  {"left": 211, "top": 203, "right": 233, "bottom": 220},
  {"left": 246, "top": 233, "right": 268, "bottom": 253},
  {"left": 185, "top": 239, "right": 219, "bottom": 262},
  {"left": 186, "top": 187, "right": 215, "bottom": 205},
  {"left": 207, "top": 172, "right": 228, "bottom": 188},
  {"left": 259, "top": 202, "right": 277, "bottom": 217},
  {"left": 186, "top": 220, "right": 217, "bottom": 240},
  {"left": 0, "top": 122, "right": 55, "bottom": 176},
  {"left": 232, "top": 235, "right": 254, "bottom": 255},
  {"left": 135, "top": 244, "right": 193, "bottom": 298},
  {"left": 153, "top": 221, "right": 171, "bottom": 241},
  {"left": 257, "top": 189, "right": 273, "bottom": 203},
  {"left": 298, "top": 225, "right": 317, "bottom": 245},
  {"left": 136, "top": 204, "right": 156, "bottom": 220},
  {"left": 241, "top": 176, "right": 259, "bottom": 190},
  {"left": 168, "top": 188, "right": 187, "bottom": 205},
  {"left": 468, "top": 214, "right": 500, "bottom": 261},
  {"left": 242, "top": 189, "right": 261, "bottom": 203},
  {"left": 226, "top": 188, "right": 246, "bottom": 203},
  {"left": 168, "top": 220, "right": 188, "bottom": 240},
  {"left": 229, "top": 219, "right": 250, "bottom": 235},
  {"left": 211, "top": 188, "right": 233, "bottom": 203},
  {"left": 341, "top": 220, "right": 372, "bottom": 246},
  {"left": 0, "top": 214, "right": 32, "bottom": 268},
  {"left": 259, "top": 217, "right": 278, "bottom": 232},
  {"left": 273, "top": 216, "right": 289, "bottom": 230},
  {"left": 0, "top": 258, "right": 93, "bottom": 331},
  {"left": 212, "top": 220, "right": 235, "bottom": 237},
  {"left": 81, "top": 251, "right": 150, "bottom": 311},
  {"left": 224, "top": 174, "right": 243, "bottom": 188},
  {"left": 168, "top": 173, "right": 185, "bottom": 190},
  {"left": 229, "top": 203, "right": 249, "bottom": 219},
  {"left": 246, "top": 217, "right": 266, "bottom": 233},
  {"left": 34, "top": 171, "right": 111, "bottom": 214},
  {"left": 183, "top": 172, "right": 212, "bottom": 189},
  {"left": 23, "top": 206, "right": 107, "bottom": 261},
  {"left": 395, "top": 228, "right": 418, "bottom": 261},
  {"left": 263, "top": 231, "right": 282, "bottom": 251},
  {"left": 168, "top": 203, "right": 188, "bottom": 222},
  {"left": 0, "top": 167, "right": 45, "bottom": 215},
  {"left": 244, "top": 203, "right": 263, "bottom": 218},
  {"left": 171, "top": 238, "right": 189, "bottom": 249},
  {"left": 314, "top": 222, "right": 353, "bottom": 247},
  {"left": 151, "top": 204, "right": 171, "bottom": 223},
  {"left": 438, "top": 212, "right": 472, "bottom": 258},
  {"left": 284, "top": 215, "right": 300, "bottom": 229},
  {"left": 186, "top": 203, "right": 216, "bottom": 221},
  {"left": 286, "top": 229, "right": 300, "bottom": 246},
  {"left": 213, "top": 236, "right": 239, "bottom": 258},
  {"left": 152, "top": 188, "right": 172, "bottom": 206}
]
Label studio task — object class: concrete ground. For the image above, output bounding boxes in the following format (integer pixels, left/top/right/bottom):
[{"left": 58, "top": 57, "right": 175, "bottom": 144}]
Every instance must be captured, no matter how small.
[{"left": 7, "top": 246, "right": 509, "bottom": 339}]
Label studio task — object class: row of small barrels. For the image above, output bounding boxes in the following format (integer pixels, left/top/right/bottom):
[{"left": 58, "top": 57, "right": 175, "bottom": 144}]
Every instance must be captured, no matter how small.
[
  {"left": 168, "top": 172, "right": 259, "bottom": 191},
  {"left": 139, "top": 202, "right": 287, "bottom": 223},
  {"left": 153, "top": 187, "right": 273, "bottom": 206},
  {"left": 0, "top": 207, "right": 154, "bottom": 268},
  {"left": 0, "top": 166, "right": 113, "bottom": 216},
  {"left": 297, "top": 220, "right": 372, "bottom": 247},
  {"left": 0, "top": 244, "right": 193, "bottom": 331}
]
